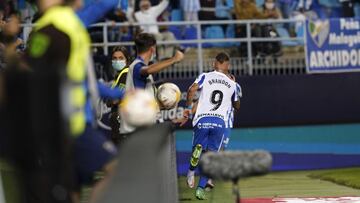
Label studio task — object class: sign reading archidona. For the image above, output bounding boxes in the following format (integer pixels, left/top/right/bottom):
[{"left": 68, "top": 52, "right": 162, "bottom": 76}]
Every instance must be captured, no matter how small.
[{"left": 306, "top": 18, "right": 360, "bottom": 73}]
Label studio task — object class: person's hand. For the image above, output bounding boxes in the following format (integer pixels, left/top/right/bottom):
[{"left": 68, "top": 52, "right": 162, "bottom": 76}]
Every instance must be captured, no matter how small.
[
  {"left": 183, "top": 108, "right": 192, "bottom": 119},
  {"left": 14, "top": 38, "right": 23, "bottom": 47},
  {"left": 172, "top": 116, "right": 188, "bottom": 126},
  {"left": 173, "top": 50, "right": 184, "bottom": 63},
  {"left": 269, "top": 11, "right": 278, "bottom": 18},
  {"left": 228, "top": 74, "right": 236, "bottom": 81}
]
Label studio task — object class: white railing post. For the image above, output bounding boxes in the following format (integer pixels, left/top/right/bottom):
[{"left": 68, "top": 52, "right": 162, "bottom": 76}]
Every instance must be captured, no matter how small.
[
  {"left": 196, "top": 22, "right": 204, "bottom": 74},
  {"left": 103, "top": 23, "right": 109, "bottom": 55},
  {"left": 246, "top": 22, "right": 253, "bottom": 75}
]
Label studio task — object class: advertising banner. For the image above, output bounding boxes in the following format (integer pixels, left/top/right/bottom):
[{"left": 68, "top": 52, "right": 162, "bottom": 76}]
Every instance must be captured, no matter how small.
[{"left": 306, "top": 18, "right": 360, "bottom": 73}]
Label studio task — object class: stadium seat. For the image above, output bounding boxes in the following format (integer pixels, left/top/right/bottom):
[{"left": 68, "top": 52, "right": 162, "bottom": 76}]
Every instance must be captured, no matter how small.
[
  {"left": 171, "top": 9, "right": 183, "bottom": 21},
  {"left": 318, "top": 0, "right": 341, "bottom": 8},
  {"left": 276, "top": 27, "right": 298, "bottom": 46},
  {"left": 183, "top": 26, "right": 197, "bottom": 47},
  {"left": 225, "top": 24, "right": 240, "bottom": 47},
  {"left": 296, "top": 25, "right": 304, "bottom": 45},
  {"left": 168, "top": 25, "right": 182, "bottom": 40},
  {"left": 203, "top": 25, "right": 226, "bottom": 48}
]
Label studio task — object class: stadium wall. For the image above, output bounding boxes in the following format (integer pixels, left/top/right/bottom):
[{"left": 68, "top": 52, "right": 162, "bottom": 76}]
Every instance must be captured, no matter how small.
[
  {"left": 168, "top": 72, "right": 360, "bottom": 173},
  {"left": 175, "top": 124, "right": 360, "bottom": 174},
  {"left": 167, "top": 72, "right": 360, "bottom": 128}
]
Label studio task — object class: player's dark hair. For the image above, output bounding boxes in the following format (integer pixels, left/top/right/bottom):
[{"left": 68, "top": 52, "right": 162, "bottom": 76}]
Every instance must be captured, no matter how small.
[
  {"left": 135, "top": 33, "right": 157, "bottom": 54},
  {"left": 111, "top": 46, "right": 132, "bottom": 66},
  {"left": 215, "top": 52, "right": 230, "bottom": 64}
]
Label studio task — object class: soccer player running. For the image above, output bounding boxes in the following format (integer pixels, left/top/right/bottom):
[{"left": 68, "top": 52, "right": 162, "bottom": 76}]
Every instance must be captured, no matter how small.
[
  {"left": 182, "top": 52, "right": 241, "bottom": 200},
  {"left": 120, "top": 33, "right": 184, "bottom": 136}
]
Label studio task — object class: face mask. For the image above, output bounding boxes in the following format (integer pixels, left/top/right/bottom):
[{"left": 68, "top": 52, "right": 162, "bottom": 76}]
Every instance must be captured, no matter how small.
[
  {"left": 150, "top": 51, "right": 157, "bottom": 62},
  {"left": 265, "top": 3, "right": 275, "bottom": 10},
  {"left": 112, "top": 60, "right": 126, "bottom": 71}
]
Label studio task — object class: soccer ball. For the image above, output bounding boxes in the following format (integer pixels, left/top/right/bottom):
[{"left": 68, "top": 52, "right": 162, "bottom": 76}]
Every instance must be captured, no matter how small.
[
  {"left": 156, "top": 83, "right": 181, "bottom": 110},
  {"left": 119, "top": 89, "right": 159, "bottom": 127}
]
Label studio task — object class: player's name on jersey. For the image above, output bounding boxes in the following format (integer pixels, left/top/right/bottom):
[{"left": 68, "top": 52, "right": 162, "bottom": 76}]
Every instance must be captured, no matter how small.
[
  {"left": 197, "top": 113, "right": 225, "bottom": 120},
  {"left": 208, "top": 78, "right": 232, "bottom": 88}
]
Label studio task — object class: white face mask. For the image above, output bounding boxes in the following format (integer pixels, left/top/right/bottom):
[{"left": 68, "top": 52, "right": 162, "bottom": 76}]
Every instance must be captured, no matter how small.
[
  {"left": 150, "top": 51, "right": 157, "bottom": 62},
  {"left": 112, "top": 60, "right": 127, "bottom": 71},
  {"left": 265, "top": 2, "right": 275, "bottom": 10}
]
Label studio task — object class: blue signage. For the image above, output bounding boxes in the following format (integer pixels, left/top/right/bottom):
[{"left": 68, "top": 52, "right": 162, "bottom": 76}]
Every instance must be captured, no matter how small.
[{"left": 306, "top": 18, "right": 360, "bottom": 73}]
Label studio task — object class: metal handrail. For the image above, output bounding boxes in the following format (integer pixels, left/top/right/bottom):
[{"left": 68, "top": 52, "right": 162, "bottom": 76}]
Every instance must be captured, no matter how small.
[{"left": 20, "top": 18, "right": 306, "bottom": 75}]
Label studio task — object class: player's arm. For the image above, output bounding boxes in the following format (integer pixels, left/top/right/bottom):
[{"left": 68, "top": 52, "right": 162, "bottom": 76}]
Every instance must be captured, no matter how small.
[
  {"left": 232, "top": 83, "right": 242, "bottom": 110},
  {"left": 184, "top": 83, "right": 199, "bottom": 119},
  {"left": 98, "top": 81, "right": 125, "bottom": 100},
  {"left": 177, "top": 83, "right": 199, "bottom": 126},
  {"left": 140, "top": 50, "right": 183, "bottom": 75},
  {"left": 152, "top": 0, "right": 169, "bottom": 17},
  {"left": 186, "top": 83, "right": 199, "bottom": 108},
  {"left": 77, "top": 0, "right": 118, "bottom": 28},
  {"left": 233, "top": 100, "right": 240, "bottom": 110}
]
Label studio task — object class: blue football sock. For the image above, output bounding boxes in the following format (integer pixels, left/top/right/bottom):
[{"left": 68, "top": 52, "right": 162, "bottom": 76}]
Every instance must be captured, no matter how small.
[{"left": 198, "top": 175, "right": 208, "bottom": 189}]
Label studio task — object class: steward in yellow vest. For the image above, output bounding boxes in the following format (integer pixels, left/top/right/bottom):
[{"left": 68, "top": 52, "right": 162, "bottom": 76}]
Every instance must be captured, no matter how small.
[{"left": 26, "top": 5, "right": 90, "bottom": 136}]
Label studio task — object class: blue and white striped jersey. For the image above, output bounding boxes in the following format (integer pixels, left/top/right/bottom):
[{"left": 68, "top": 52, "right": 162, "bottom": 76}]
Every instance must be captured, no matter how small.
[{"left": 192, "top": 71, "right": 239, "bottom": 127}]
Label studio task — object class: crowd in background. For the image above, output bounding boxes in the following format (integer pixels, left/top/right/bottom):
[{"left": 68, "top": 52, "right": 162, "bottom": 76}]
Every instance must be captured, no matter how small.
[{"left": 1, "top": 0, "right": 360, "bottom": 73}]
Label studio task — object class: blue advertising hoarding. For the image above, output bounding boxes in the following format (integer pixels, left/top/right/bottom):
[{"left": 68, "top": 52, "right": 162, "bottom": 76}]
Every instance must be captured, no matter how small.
[{"left": 306, "top": 18, "right": 360, "bottom": 73}]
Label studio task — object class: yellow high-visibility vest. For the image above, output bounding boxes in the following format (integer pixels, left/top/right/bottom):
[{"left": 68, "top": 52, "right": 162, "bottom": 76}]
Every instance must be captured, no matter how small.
[
  {"left": 32, "top": 6, "right": 91, "bottom": 136},
  {"left": 111, "top": 67, "right": 129, "bottom": 89}
]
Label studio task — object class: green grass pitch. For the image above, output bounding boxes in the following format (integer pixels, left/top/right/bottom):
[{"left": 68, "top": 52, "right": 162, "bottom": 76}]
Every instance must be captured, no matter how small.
[{"left": 1, "top": 159, "right": 360, "bottom": 203}]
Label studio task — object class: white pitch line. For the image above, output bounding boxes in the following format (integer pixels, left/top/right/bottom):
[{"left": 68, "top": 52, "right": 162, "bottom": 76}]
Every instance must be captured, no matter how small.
[{"left": 273, "top": 197, "right": 360, "bottom": 203}]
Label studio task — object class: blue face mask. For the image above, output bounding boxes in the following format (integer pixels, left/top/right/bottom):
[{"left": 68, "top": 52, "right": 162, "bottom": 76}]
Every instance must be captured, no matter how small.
[{"left": 112, "top": 60, "right": 127, "bottom": 71}]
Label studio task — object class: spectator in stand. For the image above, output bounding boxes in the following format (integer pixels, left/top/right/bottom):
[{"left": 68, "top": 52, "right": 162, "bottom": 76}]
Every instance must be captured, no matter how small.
[
  {"left": 234, "top": 0, "right": 263, "bottom": 20},
  {"left": 134, "top": 0, "right": 177, "bottom": 60},
  {"left": 262, "top": 0, "right": 283, "bottom": 19},
  {"left": 276, "top": 0, "right": 295, "bottom": 19},
  {"left": 199, "top": 0, "right": 232, "bottom": 21},
  {"left": 291, "top": 0, "right": 317, "bottom": 35},
  {"left": 339, "top": 0, "right": 355, "bottom": 17},
  {"left": 199, "top": 0, "right": 234, "bottom": 34},
  {"left": 259, "top": 0, "right": 282, "bottom": 57},
  {"left": 292, "top": 0, "right": 317, "bottom": 20},
  {"left": 214, "top": 0, "right": 234, "bottom": 33},
  {"left": 106, "top": 7, "right": 130, "bottom": 42},
  {"left": 234, "top": 0, "right": 264, "bottom": 56},
  {"left": 181, "top": 0, "right": 200, "bottom": 22},
  {"left": 215, "top": 0, "right": 234, "bottom": 20}
]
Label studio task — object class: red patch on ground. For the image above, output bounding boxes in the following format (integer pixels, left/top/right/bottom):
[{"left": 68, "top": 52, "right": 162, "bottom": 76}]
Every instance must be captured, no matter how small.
[{"left": 242, "top": 198, "right": 273, "bottom": 203}]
